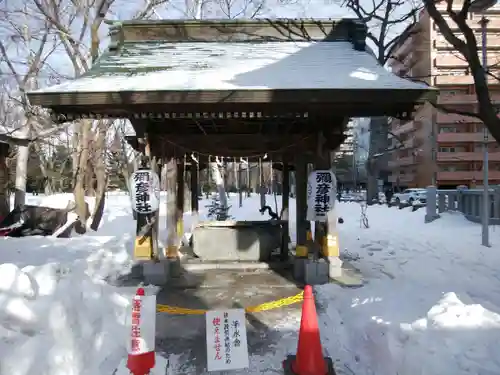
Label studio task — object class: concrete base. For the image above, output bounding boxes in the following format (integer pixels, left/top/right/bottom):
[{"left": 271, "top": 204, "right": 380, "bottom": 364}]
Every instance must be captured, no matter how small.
[
  {"left": 142, "top": 260, "right": 169, "bottom": 286},
  {"left": 327, "top": 256, "right": 343, "bottom": 278},
  {"left": 425, "top": 213, "right": 440, "bottom": 223},
  {"left": 330, "top": 261, "right": 364, "bottom": 287},
  {"left": 192, "top": 220, "right": 282, "bottom": 261},
  {"left": 293, "top": 257, "right": 308, "bottom": 283},
  {"left": 283, "top": 355, "right": 336, "bottom": 375},
  {"left": 167, "top": 257, "right": 181, "bottom": 278},
  {"left": 304, "top": 258, "right": 329, "bottom": 285},
  {"left": 182, "top": 261, "right": 288, "bottom": 271},
  {"left": 294, "top": 257, "right": 363, "bottom": 287}
]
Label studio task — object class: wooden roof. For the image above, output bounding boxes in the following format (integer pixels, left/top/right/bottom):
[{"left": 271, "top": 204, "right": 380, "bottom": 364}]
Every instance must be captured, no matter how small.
[
  {"left": 27, "top": 18, "right": 435, "bottom": 121},
  {"left": 25, "top": 19, "right": 436, "bottom": 160}
]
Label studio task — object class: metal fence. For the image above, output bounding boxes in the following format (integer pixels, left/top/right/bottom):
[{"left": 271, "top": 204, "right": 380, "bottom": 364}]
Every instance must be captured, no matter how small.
[{"left": 425, "top": 186, "right": 500, "bottom": 225}]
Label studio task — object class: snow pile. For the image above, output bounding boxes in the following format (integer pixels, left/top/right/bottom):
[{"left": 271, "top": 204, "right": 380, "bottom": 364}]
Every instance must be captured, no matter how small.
[
  {"left": 0, "top": 195, "right": 140, "bottom": 375},
  {"left": 318, "top": 285, "right": 500, "bottom": 375}
]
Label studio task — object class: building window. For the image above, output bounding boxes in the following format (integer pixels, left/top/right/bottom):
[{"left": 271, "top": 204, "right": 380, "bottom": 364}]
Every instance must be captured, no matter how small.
[
  {"left": 474, "top": 124, "right": 486, "bottom": 132},
  {"left": 439, "top": 126, "right": 459, "bottom": 133},
  {"left": 445, "top": 69, "right": 468, "bottom": 76},
  {"left": 439, "top": 146, "right": 466, "bottom": 152},
  {"left": 439, "top": 164, "right": 469, "bottom": 172}
]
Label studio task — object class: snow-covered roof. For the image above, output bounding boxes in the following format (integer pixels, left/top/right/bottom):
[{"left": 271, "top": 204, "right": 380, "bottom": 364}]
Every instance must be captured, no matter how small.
[{"left": 31, "top": 41, "right": 429, "bottom": 93}]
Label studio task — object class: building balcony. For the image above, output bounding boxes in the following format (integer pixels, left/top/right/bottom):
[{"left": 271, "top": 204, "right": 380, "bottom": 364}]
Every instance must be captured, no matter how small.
[
  {"left": 437, "top": 111, "right": 480, "bottom": 124},
  {"left": 437, "top": 171, "right": 500, "bottom": 181},
  {"left": 388, "top": 156, "right": 416, "bottom": 168},
  {"left": 437, "top": 152, "right": 500, "bottom": 162},
  {"left": 435, "top": 35, "right": 500, "bottom": 49},
  {"left": 437, "top": 94, "right": 500, "bottom": 105},
  {"left": 435, "top": 53, "right": 500, "bottom": 68},
  {"left": 437, "top": 133, "right": 497, "bottom": 142},
  {"left": 434, "top": 75, "right": 500, "bottom": 86},
  {"left": 388, "top": 173, "right": 416, "bottom": 184},
  {"left": 391, "top": 120, "right": 415, "bottom": 135},
  {"left": 390, "top": 36, "right": 418, "bottom": 64}
]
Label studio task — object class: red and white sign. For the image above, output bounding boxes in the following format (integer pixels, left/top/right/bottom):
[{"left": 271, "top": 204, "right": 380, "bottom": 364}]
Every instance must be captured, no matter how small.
[
  {"left": 127, "top": 288, "right": 157, "bottom": 375},
  {"left": 206, "top": 309, "right": 249, "bottom": 372}
]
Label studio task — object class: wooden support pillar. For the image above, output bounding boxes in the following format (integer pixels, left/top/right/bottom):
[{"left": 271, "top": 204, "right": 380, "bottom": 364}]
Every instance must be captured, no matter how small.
[
  {"left": 295, "top": 158, "right": 308, "bottom": 257},
  {"left": 281, "top": 160, "right": 290, "bottom": 261},
  {"left": 133, "top": 133, "right": 156, "bottom": 261},
  {"left": 190, "top": 162, "right": 199, "bottom": 230},
  {"left": 237, "top": 160, "right": 243, "bottom": 208},
  {"left": 176, "top": 160, "right": 185, "bottom": 247},
  {"left": 314, "top": 133, "right": 329, "bottom": 257},
  {"left": 259, "top": 158, "right": 266, "bottom": 209},
  {"left": 165, "top": 158, "right": 178, "bottom": 258},
  {"left": 315, "top": 131, "right": 340, "bottom": 262},
  {"left": 134, "top": 198, "right": 155, "bottom": 260},
  {"left": 150, "top": 156, "right": 160, "bottom": 259}
]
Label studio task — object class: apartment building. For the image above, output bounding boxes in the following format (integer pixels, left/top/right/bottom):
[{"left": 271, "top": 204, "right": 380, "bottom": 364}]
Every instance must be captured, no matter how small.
[
  {"left": 388, "top": 5, "right": 500, "bottom": 189},
  {"left": 332, "top": 118, "right": 370, "bottom": 186}
]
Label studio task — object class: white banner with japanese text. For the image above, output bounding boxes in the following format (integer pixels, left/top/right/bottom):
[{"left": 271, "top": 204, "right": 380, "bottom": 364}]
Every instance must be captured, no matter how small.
[
  {"left": 206, "top": 309, "right": 249, "bottom": 372},
  {"left": 130, "top": 169, "right": 160, "bottom": 214},
  {"left": 306, "top": 170, "right": 337, "bottom": 222}
]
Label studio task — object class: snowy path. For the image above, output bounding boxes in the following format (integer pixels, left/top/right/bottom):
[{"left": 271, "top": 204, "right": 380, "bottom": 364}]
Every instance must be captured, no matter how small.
[{"left": 1, "top": 194, "right": 500, "bottom": 375}]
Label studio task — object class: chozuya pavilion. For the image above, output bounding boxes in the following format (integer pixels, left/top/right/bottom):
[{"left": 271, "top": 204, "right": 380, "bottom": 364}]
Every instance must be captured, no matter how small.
[{"left": 27, "top": 18, "right": 435, "bottom": 284}]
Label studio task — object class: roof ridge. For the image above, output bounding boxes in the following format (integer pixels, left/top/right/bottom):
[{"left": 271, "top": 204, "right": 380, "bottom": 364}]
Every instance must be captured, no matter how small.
[{"left": 107, "top": 18, "right": 367, "bottom": 53}]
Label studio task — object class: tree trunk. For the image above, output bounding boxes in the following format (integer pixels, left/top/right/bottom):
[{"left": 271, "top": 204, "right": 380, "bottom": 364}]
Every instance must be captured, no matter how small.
[
  {"left": 210, "top": 162, "right": 227, "bottom": 209},
  {"left": 72, "top": 123, "right": 79, "bottom": 178},
  {"left": 74, "top": 121, "right": 91, "bottom": 233},
  {"left": 32, "top": 142, "right": 53, "bottom": 195},
  {"left": 0, "top": 154, "right": 9, "bottom": 218},
  {"left": 90, "top": 121, "right": 107, "bottom": 230},
  {"left": 14, "top": 143, "right": 29, "bottom": 207}
]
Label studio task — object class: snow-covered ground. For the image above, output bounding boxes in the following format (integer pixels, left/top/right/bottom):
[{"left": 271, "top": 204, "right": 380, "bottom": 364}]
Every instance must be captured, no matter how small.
[
  {"left": 318, "top": 204, "right": 500, "bottom": 375},
  {"left": 1, "top": 193, "right": 500, "bottom": 375}
]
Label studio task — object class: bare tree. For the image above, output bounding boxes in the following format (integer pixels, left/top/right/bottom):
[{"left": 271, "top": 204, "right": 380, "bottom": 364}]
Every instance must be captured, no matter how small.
[
  {"left": 341, "top": 0, "right": 421, "bottom": 64},
  {"left": 0, "top": 4, "right": 59, "bottom": 207},
  {"left": 339, "top": 0, "right": 421, "bottom": 201},
  {"left": 31, "top": 0, "right": 170, "bottom": 231},
  {"left": 422, "top": 0, "right": 500, "bottom": 143}
]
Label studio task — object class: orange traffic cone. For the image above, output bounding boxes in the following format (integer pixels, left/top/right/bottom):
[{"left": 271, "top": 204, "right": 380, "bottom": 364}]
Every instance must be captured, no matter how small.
[{"left": 283, "top": 285, "right": 335, "bottom": 375}]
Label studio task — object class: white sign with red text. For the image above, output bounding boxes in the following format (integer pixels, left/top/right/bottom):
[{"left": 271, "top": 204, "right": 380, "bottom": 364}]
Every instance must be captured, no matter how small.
[
  {"left": 127, "top": 293, "right": 157, "bottom": 355},
  {"left": 206, "top": 309, "right": 249, "bottom": 372}
]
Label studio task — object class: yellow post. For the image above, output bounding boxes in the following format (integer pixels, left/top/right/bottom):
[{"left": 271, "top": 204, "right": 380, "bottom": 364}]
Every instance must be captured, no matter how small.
[
  {"left": 295, "top": 245, "right": 308, "bottom": 257},
  {"left": 134, "top": 236, "right": 154, "bottom": 260},
  {"left": 176, "top": 218, "right": 184, "bottom": 246},
  {"left": 322, "top": 232, "right": 340, "bottom": 257}
]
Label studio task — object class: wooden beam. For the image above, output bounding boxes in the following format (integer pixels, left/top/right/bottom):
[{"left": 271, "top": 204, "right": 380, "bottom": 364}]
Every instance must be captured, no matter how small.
[
  {"left": 295, "top": 158, "right": 308, "bottom": 258},
  {"left": 190, "top": 163, "right": 199, "bottom": 230},
  {"left": 30, "top": 88, "right": 434, "bottom": 110},
  {"left": 149, "top": 133, "right": 345, "bottom": 158},
  {"left": 176, "top": 160, "right": 185, "bottom": 252},
  {"left": 281, "top": 160, "right": 290, "bottom": 261},
  {"left": 165, "top": 159, "right": 178, "bottom": 258}
]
